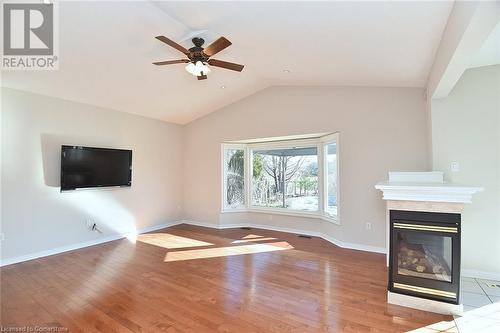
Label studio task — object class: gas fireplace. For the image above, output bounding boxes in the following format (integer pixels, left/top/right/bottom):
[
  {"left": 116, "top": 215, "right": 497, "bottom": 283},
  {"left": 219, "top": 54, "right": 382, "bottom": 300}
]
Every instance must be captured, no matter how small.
[
  {"left": 389, "top": 210, "right": 460, "bottom": 304},
  {"left": 376, "top": 171, "right": 482, "bottom": 314}
]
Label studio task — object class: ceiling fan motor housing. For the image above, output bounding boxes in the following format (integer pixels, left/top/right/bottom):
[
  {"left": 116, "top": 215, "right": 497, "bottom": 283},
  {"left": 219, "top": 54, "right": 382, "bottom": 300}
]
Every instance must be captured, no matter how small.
[
  {"left": 188, "top": 38, "right": 209, "bottom": 63},
  {"left": 192, "top": 37, "right": 205, "bottom": 47}
]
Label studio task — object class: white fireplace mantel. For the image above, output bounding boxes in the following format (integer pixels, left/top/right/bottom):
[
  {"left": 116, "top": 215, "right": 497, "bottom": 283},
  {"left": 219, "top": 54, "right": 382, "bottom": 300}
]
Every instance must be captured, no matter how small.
[
  {"left": 375, "top": 172, "right": 483, "bottom": 203},
  {"left": 375, "top": 181, "right": 483, "bottom": 203}
]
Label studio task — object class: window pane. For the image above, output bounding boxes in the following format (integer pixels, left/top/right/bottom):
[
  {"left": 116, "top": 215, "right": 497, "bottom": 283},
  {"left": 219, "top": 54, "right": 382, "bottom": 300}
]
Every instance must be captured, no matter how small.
[
  {"left": 252, "top": 147, "right": 318, "bottom": 211},
  {"left": 224, "top": 148, "right": 245, "bottom": 209},
  {"left": 325, "top": 143, "right": 337, "bottom": 216}
]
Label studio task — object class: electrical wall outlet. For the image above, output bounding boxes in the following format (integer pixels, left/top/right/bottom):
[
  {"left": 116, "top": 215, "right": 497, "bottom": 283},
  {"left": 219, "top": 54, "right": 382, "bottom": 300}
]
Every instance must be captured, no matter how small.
[
  {"left": 366, "top": 222, "right": 372, "bottom": 230},
  {"left": 268, "top": 215, "right": 273, "bottom": 221},
  {"left": 451, "top": 161, "right": 460, "bottom": 172}
]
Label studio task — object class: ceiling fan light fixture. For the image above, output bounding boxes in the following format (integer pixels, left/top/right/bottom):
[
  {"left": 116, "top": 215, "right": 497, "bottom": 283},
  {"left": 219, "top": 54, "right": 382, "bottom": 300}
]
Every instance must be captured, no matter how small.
[
  {"left": 185, "top": 61, "right": 210, "bottom": 76},
  {"left": 185, "top": 62, "right": 196, "bottom": 75},
  {"left": 195, "top": 61, "right": 210, "bottom": 75}
]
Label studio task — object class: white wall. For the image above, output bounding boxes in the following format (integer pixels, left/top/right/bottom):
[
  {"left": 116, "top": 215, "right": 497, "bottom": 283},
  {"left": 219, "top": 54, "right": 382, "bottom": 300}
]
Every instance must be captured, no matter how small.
[
  {"left": 432, "top": 65, "right": 500, "bottom": 279},
  {"left": 183, "top": 86, "right": 430, "bottom": 250},
  {"left": 0, "top": 88, "right": 184, "bottom": 263}
]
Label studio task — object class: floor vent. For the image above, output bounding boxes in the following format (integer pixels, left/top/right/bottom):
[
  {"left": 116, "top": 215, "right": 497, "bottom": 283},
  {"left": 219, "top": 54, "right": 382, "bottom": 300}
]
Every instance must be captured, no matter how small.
[
  {"left": 298, "top": 235, "right": 312, "bottom": 239},
  {"left": 240, "top": 227, "right": 252, "bottom": 230}
]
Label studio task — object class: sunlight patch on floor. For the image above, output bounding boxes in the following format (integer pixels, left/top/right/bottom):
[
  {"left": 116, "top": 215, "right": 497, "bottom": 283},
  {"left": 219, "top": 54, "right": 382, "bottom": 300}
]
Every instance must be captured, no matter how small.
[
  {"left": 231, "top": 237, "right": 277, "bottom": 244},
  {"left": 242, "top": 234, "right": 266, "bottom": 239},
  {"left": 137, "top": 233, "right": 213, "bottom": 249},
  {"left": 164, "top": 241, "right": 293, "bottom": 262}
]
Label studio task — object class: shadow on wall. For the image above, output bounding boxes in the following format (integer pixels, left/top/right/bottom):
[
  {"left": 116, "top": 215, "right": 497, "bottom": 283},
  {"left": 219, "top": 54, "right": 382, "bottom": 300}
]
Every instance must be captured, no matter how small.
[{"left": 40, "top": 133, "right": 121, "bottom": 187}]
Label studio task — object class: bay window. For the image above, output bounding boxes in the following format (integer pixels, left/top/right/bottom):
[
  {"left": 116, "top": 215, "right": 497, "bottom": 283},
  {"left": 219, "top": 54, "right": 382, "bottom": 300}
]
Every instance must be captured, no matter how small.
[{"left": 222, "top": 133, "right": 339, "bottom": 223}]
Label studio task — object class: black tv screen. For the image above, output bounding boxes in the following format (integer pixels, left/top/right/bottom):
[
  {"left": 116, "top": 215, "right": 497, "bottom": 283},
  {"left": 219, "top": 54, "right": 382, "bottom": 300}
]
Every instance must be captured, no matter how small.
[{"left": 61, "top": 145, "right": 132, "bottom": 191}]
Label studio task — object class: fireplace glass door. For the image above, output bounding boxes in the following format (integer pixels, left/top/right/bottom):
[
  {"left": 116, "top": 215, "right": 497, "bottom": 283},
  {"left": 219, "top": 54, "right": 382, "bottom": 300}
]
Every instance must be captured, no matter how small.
[
  {"left": 389, "top": 210, "right": 461, "bottom": 304},
  {"left": 396, "top": 230, "right": 452, "bottom": 282}
]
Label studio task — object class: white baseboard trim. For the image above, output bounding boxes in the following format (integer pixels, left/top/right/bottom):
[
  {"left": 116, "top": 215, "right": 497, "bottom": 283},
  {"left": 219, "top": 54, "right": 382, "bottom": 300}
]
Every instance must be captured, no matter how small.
[
  {"left": 180, "top": 220, "right": 241, "bottom": 229},
  {"left": 461, "top": 269, "right": 500, "bottom": 281},
  {"left": 138, "top": 220, "right": 183, "bottom": 234},
  {"left": 181, "top": 220, "right": 321, "bottom": 236},
  {"left": 320, "top": 233, "right": 387, "bottom": 254},
  {"left": 245, "top": 223, "right": 322, "bottom": 238},
  {"left": 0, "top": 220, "right": 182, "bottom": 267},
  {"left": 0, "top": 234, "right": 126, "bottom": 268},
  {"left": 180, "top": 220, "right": 386, "bottom": 254}
]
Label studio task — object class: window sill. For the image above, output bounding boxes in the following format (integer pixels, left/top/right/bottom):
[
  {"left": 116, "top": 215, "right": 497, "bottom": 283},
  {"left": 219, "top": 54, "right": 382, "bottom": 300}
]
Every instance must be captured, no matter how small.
[
  {"left": 221, "top": 208, "right": 247, "bottom": 213},
  {"left": 221, "top": 207, "right": 340, "bottom": 225},
  {"left": 248, "top": 207, "right": 320, "bottom": 219}
]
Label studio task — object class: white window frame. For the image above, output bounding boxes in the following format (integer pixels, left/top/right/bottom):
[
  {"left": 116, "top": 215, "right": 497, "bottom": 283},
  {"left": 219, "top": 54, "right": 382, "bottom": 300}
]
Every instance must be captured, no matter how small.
[
  {"left": 221, "top": 143, "right": 247, "bottom": 213},
  {"left": 220, "top": 133, "right": 340, "bottom": 225},
  {"left": 320, "top": 133, "right": 340, "bottom": 224}
]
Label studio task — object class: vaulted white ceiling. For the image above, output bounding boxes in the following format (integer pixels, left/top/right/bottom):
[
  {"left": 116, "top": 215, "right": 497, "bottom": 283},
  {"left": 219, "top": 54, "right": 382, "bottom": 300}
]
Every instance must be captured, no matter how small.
[{"left": 1, "top": 1, "right": 453, "bottom": 124}]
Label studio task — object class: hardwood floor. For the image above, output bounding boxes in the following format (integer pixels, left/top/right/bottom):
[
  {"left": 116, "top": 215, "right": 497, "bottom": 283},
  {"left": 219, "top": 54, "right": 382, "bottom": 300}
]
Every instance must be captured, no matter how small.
[{"left": 0, "top": 224, "right": 453, "bottom": 332}]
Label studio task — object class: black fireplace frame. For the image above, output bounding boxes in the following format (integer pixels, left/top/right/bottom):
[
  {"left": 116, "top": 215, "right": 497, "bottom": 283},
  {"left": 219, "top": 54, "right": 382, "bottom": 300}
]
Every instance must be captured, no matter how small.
[{"left": 389, "top": 210, "right": 461, "bottom": 304}]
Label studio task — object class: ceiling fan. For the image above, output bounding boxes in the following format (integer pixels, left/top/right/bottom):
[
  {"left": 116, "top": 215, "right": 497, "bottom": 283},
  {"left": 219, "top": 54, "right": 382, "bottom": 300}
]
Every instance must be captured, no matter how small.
[{"left": 153, "top": 36, "right": 244, "bottom": 80}]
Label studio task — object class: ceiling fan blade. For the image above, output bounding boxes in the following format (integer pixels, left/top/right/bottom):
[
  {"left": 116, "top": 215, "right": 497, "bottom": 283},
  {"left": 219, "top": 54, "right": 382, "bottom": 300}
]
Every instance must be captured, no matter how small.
[
  {"left": 197, "top": 74, "right": 208, "bottom": 80},
  {"left": 155, "top": 36, "right": 189, "bottom": 55},
  {"left": 208, "top": 59, "right": 244, "bottom": 72},
  {"left": 203, "top": 37, "right": 232, "bottom": 57},
  {"left": 153, "top": 59, "right": 189, "bottom": 65}
]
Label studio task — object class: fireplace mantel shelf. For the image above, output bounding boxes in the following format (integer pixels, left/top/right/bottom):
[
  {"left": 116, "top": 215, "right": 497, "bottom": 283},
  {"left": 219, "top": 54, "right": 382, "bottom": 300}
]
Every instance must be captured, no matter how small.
[{"left": 375, "top": 181, "right": 483, "bottom": 203}]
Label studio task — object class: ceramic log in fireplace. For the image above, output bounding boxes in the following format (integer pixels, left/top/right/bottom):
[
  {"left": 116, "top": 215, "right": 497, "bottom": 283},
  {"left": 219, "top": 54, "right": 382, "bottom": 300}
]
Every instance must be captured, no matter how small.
[{"left": 389, "top": 210, "right": 460, "bottom": 304}]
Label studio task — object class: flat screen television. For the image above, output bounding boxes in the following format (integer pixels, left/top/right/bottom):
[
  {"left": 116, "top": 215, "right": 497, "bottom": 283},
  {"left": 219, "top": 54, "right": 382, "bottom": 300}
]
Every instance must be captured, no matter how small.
[{"left": 60, "top": 145, "right": 132, "bottom": 191}]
